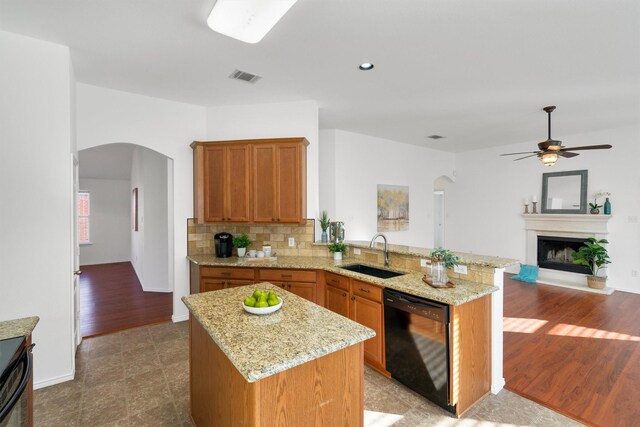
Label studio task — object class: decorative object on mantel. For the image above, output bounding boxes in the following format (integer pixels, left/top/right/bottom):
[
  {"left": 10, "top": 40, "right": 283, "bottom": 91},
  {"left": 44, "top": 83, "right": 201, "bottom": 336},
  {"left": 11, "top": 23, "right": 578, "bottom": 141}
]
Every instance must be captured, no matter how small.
[
  {"left": 541, "top": 169, "right": 588, "bottom": 214},
  {"left": 589, "top": 201, "right": 602, "bottom": 215},
  {"left": 572, "top": 238, "right": 611, "bottom": 289},
  {"left": 429, "top": 248, "right": 460, "bottom": 286},
  {"left": 523, "top": 199, "right": 530, "bottom": 214},
  {"left": 319, "top": 210, "right": 330, "bottom": 243},
  {"left": 499, "top": 106, "right": 612, "bottom": 166},
  {"left": 232, "top": 233, "right": 251, "bottom": 258},
  {"left": 594, "top": 192, "right": 612, "bottom": 215},
  {"left": 328, "top": 242, "right": 347, "bottom": 261},
  {"left": 532, "top": 195, "right": 538, "bottom": 214}
]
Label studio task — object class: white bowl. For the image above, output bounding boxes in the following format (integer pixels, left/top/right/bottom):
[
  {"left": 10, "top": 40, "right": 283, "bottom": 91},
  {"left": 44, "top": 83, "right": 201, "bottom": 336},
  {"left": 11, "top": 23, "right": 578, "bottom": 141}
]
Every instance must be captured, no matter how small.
[{"left": 243, "top": 297, "right": 283, "bottom": 315}]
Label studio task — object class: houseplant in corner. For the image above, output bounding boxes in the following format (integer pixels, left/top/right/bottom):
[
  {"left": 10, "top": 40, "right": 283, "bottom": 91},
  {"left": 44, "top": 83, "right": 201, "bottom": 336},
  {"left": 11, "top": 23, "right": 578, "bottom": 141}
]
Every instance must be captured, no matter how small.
[
  {"left": 572, "top": 237, "right": 611, "bottom": 289},
  {"left": 429, "top": 248, "right": 460, "bottom": 286},
  {"left": 328, "top": 242, "right": 347, "bottom": 261},
  {"left": 232, "top": 234, "right": 251, "bottom": 258},
  {"left": 319, "top": 210, "right": 331, "bottom": 243}
]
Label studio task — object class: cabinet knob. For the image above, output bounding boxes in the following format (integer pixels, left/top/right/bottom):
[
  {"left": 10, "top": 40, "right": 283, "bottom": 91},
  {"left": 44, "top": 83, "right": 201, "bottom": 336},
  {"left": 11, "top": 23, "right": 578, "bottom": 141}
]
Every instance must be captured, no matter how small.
[
  {"left": 351, "top": 296, "right": 355, "bottom": 301},
  {"left": 342, "top": 292, "right": 347, "bottom": 297}
]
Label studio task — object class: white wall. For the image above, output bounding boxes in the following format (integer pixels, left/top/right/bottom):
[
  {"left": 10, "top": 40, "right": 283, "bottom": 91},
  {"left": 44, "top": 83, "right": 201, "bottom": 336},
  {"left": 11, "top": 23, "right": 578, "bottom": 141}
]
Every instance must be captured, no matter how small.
[
  {"left": 447, "top": 124, "right": 640, "bottom": 294},
  {"left": 205, "top": 101, "right": 320, "bottom": 219},
  {"left": 0, "top": 31, "right": 74, "bottom": 386},
  {"left": 319, "top": 129, "right": 456, "bottom": 247},
  {"left": 76, "top": 83, "right": 206, "bottom": 321},
  {"left": 79, "top": 178, "right": 131, "bottom": 265},
  {"left": 130, "top": 147, "right": 170, "bottom": 292}
]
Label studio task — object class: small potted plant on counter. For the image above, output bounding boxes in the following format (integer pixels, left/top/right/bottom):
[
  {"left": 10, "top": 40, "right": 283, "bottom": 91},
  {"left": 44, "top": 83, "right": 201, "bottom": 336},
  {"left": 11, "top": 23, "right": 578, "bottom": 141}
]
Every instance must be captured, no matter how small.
[
  {"left": 328, "top": 242, "right": 347, "bottom": 261},
  {"left": 572, "top": 237, "right": 611, "bottom": 289},
  {"left": 429, "top": 248, "right": 460, "bottom": 286},
  {"left": 319, "top": 210, "right": 331, "bottom": 243},
  {"left": 232, "top": 234, "right": 252, "bottom": 258}
]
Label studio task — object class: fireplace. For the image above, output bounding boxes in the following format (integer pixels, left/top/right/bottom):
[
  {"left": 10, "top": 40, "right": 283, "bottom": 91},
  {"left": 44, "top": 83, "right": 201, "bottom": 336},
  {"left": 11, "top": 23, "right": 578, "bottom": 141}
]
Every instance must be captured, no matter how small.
[{"left": 537, "top": 236, "right": 590, "bottom": 274}]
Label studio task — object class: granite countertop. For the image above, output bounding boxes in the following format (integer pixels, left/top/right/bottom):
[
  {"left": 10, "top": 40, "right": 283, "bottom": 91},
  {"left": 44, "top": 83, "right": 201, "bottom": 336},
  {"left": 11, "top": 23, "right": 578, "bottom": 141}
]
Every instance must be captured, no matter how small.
[
  {"left": 0, "top": 316, "right": 39, "bottom": 341},
  {"left": 181, "top": 283, "right": 375, "bottom": 383},
  {"left": 188, "top": 255, "right": 498, "bottom": 306},
  {"left": 344, "top": 240, "right": 520, "bottom": 269}
]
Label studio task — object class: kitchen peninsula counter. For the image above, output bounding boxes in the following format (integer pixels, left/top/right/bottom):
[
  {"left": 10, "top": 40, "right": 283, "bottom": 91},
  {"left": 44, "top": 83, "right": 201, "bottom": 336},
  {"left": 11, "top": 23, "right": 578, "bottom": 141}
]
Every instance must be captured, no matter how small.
[
  {"left": 0, "top": 316, "right": 39, "bottom": 340},
  {"left": 187, "top": 254, "right": 500, "bottom": 306},
  {"left": 182, "top": 283, "right": 373, "bottom": 426}
]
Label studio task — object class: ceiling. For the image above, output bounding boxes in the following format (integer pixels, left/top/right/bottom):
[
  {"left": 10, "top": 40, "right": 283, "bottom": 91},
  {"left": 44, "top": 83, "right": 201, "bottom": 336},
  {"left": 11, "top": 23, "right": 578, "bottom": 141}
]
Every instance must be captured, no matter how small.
[{"left": 1, "top": 0, "right": 639, "bottom": 152}]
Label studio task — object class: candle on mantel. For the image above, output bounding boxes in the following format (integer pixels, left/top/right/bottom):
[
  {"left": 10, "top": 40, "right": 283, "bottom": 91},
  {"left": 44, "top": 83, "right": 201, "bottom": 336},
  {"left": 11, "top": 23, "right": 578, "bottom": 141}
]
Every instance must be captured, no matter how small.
[
  {"left": 523, "top": 198, "right": 528, "bottom": 205},
  {"left": 532, "top": 195, "right": 537, "bottom": 203}
]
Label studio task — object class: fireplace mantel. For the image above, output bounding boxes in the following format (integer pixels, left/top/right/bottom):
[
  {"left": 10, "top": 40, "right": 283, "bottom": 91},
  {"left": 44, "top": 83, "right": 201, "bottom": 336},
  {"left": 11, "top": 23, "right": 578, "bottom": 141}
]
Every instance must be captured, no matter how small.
[{"left": 522, "top": 213, "right": 613, "bottom": 294}]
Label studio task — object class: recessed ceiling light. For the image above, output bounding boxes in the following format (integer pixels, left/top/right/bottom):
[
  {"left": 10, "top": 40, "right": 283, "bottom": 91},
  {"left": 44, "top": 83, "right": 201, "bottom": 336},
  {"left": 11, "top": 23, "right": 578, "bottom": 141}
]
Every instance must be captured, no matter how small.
[
  {"left": 358, "top": 63, "right": 374, "bottom": 71},
  {"left": 427, "top": 135, "right": 446, "bottom": 140}
]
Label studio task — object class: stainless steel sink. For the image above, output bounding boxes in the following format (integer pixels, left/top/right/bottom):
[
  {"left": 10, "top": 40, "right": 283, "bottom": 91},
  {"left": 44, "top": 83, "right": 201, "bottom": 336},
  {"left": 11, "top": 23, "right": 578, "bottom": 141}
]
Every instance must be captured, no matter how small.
[{"left": 339, "top": 264, "right": 405, "bottom": 279}]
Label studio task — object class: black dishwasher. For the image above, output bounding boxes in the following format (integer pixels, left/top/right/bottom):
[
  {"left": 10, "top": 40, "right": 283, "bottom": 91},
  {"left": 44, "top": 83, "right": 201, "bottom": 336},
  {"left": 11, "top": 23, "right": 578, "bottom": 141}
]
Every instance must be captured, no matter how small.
[{"left": 383, "top": 288, "right": 455, "bottom": 414}]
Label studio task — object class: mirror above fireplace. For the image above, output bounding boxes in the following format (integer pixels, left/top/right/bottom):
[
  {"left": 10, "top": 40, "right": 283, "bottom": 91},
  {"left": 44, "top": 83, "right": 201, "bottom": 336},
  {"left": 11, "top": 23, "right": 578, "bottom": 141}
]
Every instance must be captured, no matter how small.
[{"left": 541, "top": 169, "right": 588, "bottom": 214}]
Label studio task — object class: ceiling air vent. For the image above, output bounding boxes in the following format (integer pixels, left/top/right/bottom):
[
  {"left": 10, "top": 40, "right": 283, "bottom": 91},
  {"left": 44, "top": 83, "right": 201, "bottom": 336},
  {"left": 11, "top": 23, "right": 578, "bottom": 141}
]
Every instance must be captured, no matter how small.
[
  {"left": 427, "top": 135, "right": 446, "bottom": 140},
  {"left": 229, "top": 69, "right": 261, "bottom": 84}
]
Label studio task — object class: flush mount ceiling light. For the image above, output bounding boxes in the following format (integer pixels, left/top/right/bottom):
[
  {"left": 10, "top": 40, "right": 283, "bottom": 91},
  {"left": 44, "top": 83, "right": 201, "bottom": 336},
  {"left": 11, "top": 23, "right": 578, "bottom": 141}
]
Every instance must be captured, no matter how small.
[
  {"left": 358, "top": 63, "right": 374, "bottom": 71},
  {"left": 207, "top": 0, "right": 298, "bottom": 44}
]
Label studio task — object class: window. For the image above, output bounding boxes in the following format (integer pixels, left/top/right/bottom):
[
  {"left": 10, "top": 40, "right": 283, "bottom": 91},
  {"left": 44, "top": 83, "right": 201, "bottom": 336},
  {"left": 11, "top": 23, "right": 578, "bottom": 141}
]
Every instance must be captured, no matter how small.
[{"left": 78, "top": 191, "right": 90, "bottom": 244}]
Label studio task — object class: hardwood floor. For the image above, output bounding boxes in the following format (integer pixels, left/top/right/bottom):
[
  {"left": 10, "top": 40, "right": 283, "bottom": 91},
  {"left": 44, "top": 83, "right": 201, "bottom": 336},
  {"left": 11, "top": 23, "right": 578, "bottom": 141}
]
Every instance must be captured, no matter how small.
[
  {"left": 80, "top": 262, "right": 173, "bottom": 337},
  {"left": 503, "top": 275, "right": 640, "bottom": 427}
]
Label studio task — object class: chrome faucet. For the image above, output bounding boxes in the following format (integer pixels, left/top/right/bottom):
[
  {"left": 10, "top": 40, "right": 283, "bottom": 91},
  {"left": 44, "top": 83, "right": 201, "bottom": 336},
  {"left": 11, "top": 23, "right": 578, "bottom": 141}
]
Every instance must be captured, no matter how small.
[{"left": 370, "top": 233, "right": 389, "bottom": 267}]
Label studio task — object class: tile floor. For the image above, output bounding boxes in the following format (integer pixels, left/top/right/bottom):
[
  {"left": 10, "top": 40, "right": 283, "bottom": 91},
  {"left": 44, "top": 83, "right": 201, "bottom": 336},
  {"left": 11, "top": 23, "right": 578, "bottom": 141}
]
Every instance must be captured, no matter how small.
[{"left": 34, "top": 321, "right": 583, "bottom": 426}]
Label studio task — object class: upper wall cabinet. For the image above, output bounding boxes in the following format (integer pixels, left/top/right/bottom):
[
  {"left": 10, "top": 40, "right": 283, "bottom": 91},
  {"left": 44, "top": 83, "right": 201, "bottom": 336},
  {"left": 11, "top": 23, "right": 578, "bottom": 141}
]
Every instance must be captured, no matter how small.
[{"left": 191, "top": 138, "right": 308, "bottom": 224}]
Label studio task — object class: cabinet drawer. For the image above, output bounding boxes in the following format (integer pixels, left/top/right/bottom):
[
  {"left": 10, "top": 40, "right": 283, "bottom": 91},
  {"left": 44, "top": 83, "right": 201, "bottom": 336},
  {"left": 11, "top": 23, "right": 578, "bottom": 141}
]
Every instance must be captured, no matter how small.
[
  {"left": 325, "top": 272, "right": 349, "bottom": 291},
  {"left": 201, "top": 267, "right": 255, "bottom": 280},
  {"left": 352, "top": 280, "right": 382, "bottom": 302},
  {"left": 258, "top": 269, "right": 316, "bottom": 283}
]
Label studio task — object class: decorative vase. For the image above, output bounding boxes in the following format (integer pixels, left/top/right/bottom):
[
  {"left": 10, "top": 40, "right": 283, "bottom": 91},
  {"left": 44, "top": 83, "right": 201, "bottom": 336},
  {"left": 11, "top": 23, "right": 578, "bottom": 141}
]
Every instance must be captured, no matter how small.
[
  {"left": 237, "top": 247, "right": 246, "bottom": 258},
  {"left": 604, "top": 198, "right": 611, "bottom": 215},
  {"left": 587, "top": 276, "right": 607, "bottom": 289},
  {"left": 590, "top": 208, "right": 600, "bottom": 215},
  {"left": 431, "top": 260, "right": 448, "bottom": 286},
  {"left": 333, "top": 252, "right": 342, "bottom": 261},
  {"left": 321, "top": 231, "right": 328, "bottom": 243}
]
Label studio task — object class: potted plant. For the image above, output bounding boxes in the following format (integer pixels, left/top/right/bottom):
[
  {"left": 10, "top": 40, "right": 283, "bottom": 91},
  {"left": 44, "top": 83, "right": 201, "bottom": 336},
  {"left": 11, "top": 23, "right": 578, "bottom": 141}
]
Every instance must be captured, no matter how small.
[
  {"left": 319, "top": 210, "right": 331, "bottom": 243},
  {"left": 589, "top": 201, "right": 602, "bottom": 215},
  {"left": 429, "top": 248, "right": 460, "bottom": 285},
  {"left": 328, "top": 242, "right": 347, "bottom": 261},
  {"left": 572, "top": 237, "right": 611, "bottom": 289},
  {"left": 232, "top": 234, "right": 252, "bottom": 258}
]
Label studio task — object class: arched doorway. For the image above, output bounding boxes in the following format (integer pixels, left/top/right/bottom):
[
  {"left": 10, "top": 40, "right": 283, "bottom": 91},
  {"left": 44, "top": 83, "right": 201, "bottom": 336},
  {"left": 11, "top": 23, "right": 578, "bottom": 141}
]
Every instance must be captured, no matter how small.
[
  {"left": 433, "top": 175, "right": 455, "bottom": 248},
  {"left": 78, "top": 143, "right": 174, "bottom": 336}
]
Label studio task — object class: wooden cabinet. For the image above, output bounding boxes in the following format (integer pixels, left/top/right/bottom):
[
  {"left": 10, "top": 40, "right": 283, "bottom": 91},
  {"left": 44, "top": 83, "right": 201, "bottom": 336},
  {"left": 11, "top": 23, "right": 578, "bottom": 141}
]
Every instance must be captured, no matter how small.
[
  {"left": 252, "top": 140, "right": 306, "bottom": 223},
  {"left": 197, "top": 267, "right": 256, "bottom": 293},
  {"left": 258, "top": 268, "right": 317, "bottom": 303},
  {"left": 192, "top": 138, "right": 307, "bottom": 224},
  {"left": 350, "top": 280, "right": 384, "bottom": 370},
  {"left": 192, "top": 143, "right": 250, "bottom": 223},
  {"left": 323, "top": 273, "right": 385, "bottom": 372}
]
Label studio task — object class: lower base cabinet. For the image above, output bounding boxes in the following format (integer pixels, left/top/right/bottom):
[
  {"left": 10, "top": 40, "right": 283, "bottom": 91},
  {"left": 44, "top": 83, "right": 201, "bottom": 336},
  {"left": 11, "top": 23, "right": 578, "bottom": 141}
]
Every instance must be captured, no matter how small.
[{"left": 324, "top": 273, "right": 386, "bottom": 373}]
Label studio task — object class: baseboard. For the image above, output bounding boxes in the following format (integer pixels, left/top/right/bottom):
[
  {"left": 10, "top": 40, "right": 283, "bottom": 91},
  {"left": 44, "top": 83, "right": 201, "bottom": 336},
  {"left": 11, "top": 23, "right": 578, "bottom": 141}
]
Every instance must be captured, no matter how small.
[
  {"left": 142, "top": 287, "right": 172, "bottom": 293},
  {"left": 35, "top": 372, "right": 75, "bottom": 390},
  {"left": 491, "top": 377, "right": 506, "bottom": 395},
  {"left": 172, "top": 314, "right": 189, "bottom": 323}
]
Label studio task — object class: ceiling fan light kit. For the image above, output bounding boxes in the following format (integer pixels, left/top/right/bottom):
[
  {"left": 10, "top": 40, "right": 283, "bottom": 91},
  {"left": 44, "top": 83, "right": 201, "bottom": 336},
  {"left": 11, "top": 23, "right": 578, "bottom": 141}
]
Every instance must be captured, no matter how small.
[
  {"left": 207, "top": 0, "right": 298, "bottom": 44},
  {"left": 500, "top": 106, "right": 613, "bottom": 166}
]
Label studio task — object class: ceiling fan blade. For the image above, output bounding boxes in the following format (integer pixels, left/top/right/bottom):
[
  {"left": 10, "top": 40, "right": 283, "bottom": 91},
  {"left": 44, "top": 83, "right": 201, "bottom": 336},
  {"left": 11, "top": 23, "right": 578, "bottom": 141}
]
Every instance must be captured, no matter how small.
[
  {"left": 500, "top": 151, "right": 540, "bottom": 156},
  {"left": 514, "top": 154, "right": 539, "bottom": 161},
  {"left": 559, "top": 144, "right": 612, "bottom": 151},
  {"left": 558, "top": 151, "right": 579, "bottom": 158}
]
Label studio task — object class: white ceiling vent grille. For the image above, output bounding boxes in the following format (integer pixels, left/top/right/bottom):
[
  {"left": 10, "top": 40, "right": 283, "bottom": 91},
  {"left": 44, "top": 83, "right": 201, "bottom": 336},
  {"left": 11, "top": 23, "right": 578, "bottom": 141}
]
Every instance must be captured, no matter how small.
[{"left": 229, "top": 69, "right": 261, "bottom": 84}]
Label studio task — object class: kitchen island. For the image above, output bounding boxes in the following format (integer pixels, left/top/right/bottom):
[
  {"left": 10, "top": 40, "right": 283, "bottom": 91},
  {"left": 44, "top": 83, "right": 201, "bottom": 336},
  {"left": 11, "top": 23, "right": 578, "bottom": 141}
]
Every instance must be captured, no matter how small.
[{"left": 182, "top": 283, "right": 375, "bottom": 426}]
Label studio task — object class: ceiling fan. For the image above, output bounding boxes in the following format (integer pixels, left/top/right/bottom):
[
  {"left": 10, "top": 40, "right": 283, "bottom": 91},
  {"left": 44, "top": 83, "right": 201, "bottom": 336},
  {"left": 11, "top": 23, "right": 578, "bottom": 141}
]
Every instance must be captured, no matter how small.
[{"left": 500, "top": 106, "right": 612, "bottom": 166}]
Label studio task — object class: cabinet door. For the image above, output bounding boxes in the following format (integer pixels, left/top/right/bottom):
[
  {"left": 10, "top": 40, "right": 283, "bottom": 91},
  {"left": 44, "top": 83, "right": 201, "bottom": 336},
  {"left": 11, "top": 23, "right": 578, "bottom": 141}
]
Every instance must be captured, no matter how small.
[
  {"left": 252, "top": 144, "right": 277, "bottom": 222},
  {"left": 325, "top": 284, "right": 350, "bottom": 318},
  {"left": 351, "top": 295, "right": 384, "bottom": 368},
  {"left": 224, "top": 280, "right": 254, "bottom": 289},
  {"left": 203, "top": 146, "right": 226, "bottom": 222},
  {"left": 275, "top": 143, "right": 301, "bottom": 223},
  {"left": 271, "top": 282, "right": 316, "bottom": 303},
  {"left": 201, "top": 279, "right": 226, "bottom": 293},
  {"left": 226, "top": 145, "right": 251, "bottom": 222}
]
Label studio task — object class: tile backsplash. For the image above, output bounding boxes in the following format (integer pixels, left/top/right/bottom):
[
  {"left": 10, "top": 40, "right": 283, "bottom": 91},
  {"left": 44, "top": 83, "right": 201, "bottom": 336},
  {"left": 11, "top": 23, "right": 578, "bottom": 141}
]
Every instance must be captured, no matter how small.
[{"left": 187, "top": 219, "right": 332, "bottom": 258}]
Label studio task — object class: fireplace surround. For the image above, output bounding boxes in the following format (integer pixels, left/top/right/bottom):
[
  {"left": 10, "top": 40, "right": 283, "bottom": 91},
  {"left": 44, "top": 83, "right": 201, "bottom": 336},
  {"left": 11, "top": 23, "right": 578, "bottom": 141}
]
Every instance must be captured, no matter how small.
[{"left": 523, "top": 214, "right": 612, "bottom": 294}]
